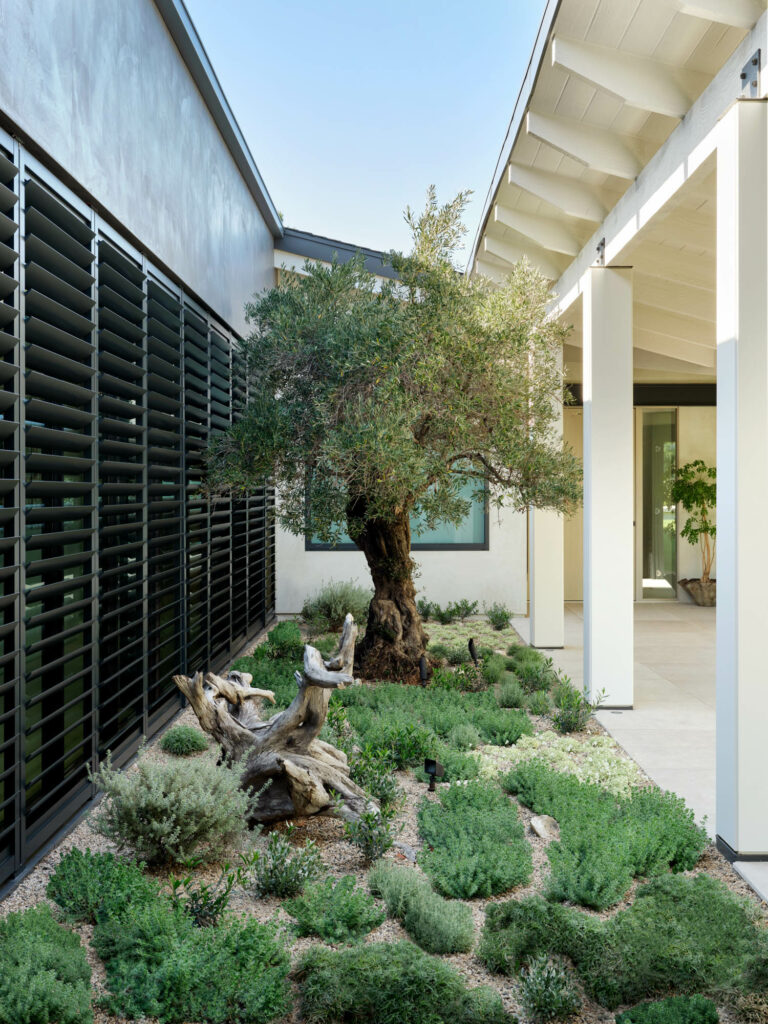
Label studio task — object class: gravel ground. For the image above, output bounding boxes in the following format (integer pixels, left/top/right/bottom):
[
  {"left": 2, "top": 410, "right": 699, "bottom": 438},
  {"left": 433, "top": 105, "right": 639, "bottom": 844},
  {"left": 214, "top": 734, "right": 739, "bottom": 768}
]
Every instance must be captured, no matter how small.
[{"left": 1, "top": 620, "right": 763, "bottom": 1024}]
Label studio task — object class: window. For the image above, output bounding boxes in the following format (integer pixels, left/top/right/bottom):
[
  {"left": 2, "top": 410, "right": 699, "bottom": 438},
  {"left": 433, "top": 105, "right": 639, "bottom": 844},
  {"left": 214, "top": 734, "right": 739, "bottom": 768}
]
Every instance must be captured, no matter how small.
[{"left": 306, "top": 479, "right": 488, "bottom": 551}]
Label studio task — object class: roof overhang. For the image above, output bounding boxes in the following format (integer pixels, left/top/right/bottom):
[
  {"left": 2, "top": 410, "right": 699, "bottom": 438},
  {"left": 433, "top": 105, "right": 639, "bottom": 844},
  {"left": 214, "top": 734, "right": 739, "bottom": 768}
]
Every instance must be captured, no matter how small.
[{"left": 153, "top": 0, "right": 284, "bottom": 238}]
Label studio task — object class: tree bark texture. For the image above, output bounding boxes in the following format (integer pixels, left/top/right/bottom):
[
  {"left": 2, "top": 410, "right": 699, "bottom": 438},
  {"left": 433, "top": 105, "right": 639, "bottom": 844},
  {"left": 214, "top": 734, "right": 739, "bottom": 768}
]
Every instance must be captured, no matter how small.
[
  {"left": 172, "top": 615, "right": 376, "bottom": 824},
  {"left": 351, "top": 507, "right": 428, "bottom": 683}
]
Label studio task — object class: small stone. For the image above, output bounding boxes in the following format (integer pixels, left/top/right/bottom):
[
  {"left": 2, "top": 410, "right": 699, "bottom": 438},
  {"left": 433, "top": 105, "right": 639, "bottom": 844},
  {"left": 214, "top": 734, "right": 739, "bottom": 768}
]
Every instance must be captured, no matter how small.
[
  {"left": 530, "top": 814, "right": 560, "bottom": 841},
  {"left": 393, "top": 841, "right": 417, "bottom": 862}
]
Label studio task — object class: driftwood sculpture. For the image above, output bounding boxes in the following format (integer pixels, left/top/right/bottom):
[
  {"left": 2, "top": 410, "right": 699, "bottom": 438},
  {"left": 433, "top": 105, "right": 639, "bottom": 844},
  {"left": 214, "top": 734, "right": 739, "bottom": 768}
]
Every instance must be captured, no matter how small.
[{"left": 173, "top": 614, "right": 376, "bottom": 824}]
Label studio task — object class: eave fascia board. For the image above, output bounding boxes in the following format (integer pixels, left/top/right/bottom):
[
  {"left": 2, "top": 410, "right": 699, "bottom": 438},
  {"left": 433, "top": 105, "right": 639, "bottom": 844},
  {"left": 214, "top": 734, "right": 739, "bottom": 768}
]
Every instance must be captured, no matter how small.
[
  {"left": 466, "top": 0, "right": 563, "bottom": 273},
  {"left": 152, "top": 0, "right": 284, "bottom": 238}
]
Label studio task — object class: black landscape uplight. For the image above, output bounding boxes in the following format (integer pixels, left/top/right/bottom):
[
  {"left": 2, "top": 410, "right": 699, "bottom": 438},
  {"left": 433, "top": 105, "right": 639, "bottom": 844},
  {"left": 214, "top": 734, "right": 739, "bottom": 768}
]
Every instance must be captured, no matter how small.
[
  {"left": 424, "top": 758, "right": 445, "bottom": 792},
  {"left": 419, "top": 654, "right": 429, "bottom": 687},
  {"left": 468, "top": 637, "right": 478, "bottom": 666}
]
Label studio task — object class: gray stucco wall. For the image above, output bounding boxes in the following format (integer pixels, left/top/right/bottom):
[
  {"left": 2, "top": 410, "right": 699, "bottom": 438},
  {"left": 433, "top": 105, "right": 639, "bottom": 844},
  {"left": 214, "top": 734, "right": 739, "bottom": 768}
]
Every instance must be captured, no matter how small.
[{"left": 0, "top": 0, "right": 274, "bottom": 333}]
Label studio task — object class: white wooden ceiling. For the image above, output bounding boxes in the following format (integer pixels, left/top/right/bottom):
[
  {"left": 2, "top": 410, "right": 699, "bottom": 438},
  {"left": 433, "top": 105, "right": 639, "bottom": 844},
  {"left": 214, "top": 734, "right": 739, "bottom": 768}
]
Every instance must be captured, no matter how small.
[{"left": 472, "top": 0, "right": 764, "bottom": 382}]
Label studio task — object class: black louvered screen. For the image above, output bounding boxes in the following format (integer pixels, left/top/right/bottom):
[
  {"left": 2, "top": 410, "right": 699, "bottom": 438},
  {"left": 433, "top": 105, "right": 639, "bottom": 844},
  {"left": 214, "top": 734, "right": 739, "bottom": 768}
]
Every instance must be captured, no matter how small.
[
  {"left": 0, "top": 145, "right": 19, "bottom": 886},
  {"left": 0, "top": 150, "right": 275, "bottom": 892}
]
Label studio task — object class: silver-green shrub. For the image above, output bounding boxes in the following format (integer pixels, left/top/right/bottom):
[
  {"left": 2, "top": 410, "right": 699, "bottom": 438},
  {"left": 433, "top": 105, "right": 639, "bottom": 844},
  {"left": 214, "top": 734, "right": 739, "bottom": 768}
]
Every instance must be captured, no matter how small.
[{"left": 90, "top": 752, "right": 260, "bottom": 865}]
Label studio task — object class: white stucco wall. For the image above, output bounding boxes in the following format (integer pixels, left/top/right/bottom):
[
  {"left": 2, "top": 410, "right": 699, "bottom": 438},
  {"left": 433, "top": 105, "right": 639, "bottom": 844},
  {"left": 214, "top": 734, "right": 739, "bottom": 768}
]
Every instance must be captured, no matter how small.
[{"left": 275, "top": 507, "right": 528, "bottom": 616}]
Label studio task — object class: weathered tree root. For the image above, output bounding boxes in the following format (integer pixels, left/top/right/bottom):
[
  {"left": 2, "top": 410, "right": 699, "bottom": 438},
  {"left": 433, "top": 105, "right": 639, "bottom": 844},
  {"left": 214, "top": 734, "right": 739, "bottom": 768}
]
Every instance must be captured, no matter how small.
[{"left": 173, "top": 614, "right": 376, "bottom": 824}]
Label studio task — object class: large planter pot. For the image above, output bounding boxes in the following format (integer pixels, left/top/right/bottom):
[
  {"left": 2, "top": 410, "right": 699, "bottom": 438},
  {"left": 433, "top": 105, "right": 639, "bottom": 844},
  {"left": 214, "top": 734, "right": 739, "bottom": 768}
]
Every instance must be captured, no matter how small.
[{"left": 678, "top": 578, "right": 716, "bottom": 607}]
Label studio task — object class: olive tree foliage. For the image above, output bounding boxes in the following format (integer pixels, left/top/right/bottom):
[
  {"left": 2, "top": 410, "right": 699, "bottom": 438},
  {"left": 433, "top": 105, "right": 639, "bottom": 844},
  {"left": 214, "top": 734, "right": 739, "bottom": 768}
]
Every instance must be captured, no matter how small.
[{"left": 207, "top": 188, "right": 581, "bottom": 679}]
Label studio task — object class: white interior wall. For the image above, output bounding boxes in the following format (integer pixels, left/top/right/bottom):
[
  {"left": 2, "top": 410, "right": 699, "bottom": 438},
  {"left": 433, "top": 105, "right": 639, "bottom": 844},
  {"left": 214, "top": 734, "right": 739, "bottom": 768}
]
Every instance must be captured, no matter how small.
[
  {"left": 677, "top": 406, "right": 717, "bottom": 587},
  {"left": 275, "top": 507, "right": 528, "bottom": 617}
]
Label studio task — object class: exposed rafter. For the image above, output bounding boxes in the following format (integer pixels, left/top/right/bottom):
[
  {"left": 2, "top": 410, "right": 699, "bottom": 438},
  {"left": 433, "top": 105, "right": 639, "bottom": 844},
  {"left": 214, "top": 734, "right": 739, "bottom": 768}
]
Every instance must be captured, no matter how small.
[
  {"left": 633, "top": 328, "right": 716, "bottom": 368},
  {"left": 493, "top": 203, "right": 580, "bottom": 256},
  {"left": 675, "top": 0, "right": 765, "bottom": 29},
  {"left": 507, "top": 163, "right": 606, "bottom": 223},
  {"left": 483, "top": 236, "right": 564, "bottom": 281},
  {"left": 527, "top": 111, "right": 641, "bottom": 180},
  {"left": 634, "top": 303, "right": 715, "bottom": 347},
  {"left": 551, "top": 36, "right": 710, "bottom": 118}
]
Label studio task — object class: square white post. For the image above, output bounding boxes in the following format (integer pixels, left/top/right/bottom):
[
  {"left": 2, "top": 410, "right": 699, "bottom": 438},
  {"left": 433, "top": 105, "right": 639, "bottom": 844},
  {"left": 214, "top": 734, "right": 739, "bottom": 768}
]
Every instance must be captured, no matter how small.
[
  {"left": 529, "top": 347, "right": 565, "bottom": 649},
  {"left": 582, "top": 267, "right": 634, "bottom": 706},
  {"left": 716, "top": 100, "right": 768, "bottom": 857}
]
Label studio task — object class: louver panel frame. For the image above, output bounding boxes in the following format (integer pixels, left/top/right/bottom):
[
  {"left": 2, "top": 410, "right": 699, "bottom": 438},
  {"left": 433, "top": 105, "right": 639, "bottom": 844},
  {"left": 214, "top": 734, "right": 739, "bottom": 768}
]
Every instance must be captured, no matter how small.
[{"left": 0, "top": 144, "right": 275, "bottom": 894}]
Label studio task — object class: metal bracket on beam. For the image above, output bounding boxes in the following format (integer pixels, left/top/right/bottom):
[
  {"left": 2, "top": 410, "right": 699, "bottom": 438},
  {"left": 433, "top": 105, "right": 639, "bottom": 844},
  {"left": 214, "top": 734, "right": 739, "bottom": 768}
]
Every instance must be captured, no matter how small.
[
  {"left": 741, "top": 49, "right": 761, "bottom": 98},
  {"left": 596, "top": 238, "right": 606, "bottom": 266}
]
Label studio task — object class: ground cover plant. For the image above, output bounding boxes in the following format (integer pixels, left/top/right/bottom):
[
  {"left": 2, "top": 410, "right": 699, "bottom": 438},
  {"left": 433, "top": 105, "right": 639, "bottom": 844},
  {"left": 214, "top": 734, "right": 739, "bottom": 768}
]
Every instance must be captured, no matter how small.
[
  {"left": 161, "top": 723, "right": 209, "bottom": 756},
  {"left": 0, "top": 905, "right": 92, "bottom": 1024},
  {"left": 490, "top": 730, "right": 642, "bottom": 795},
  {"left": 615, "top": 995, "right": 720, "bottom": 1024},
  {"left": 418, "top": 780, "right": 532, "bottom": 898},
  {"left": 90, "top": 750, "right": 260, "bottom": 865},
  {"left": 369, "top": 861, "right": 475, "bottom": 953},
  {"left": 480, "top": 874, "right": 764, "bottom": 1009},
  {"left": 296, "top": 940, "right": 508, "bottom": 1024},
  {"left": 285, "top": 875, "right": 385, "bottom": 944},
  {"left": 47, "top": 847, "right": 158, "bottom": 924},
  {"left": 94, "top": 897, "right": 291, "bottom": 1023},
  {"left": 504, "top": 760, "right": 708, "bottom": 908}
]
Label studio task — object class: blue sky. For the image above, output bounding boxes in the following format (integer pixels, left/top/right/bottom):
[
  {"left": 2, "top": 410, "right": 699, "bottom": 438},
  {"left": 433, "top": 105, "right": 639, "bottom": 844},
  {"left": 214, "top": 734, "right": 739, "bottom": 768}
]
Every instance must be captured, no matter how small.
[{"left": 183, "top": 0, "right": 548, "bottom": 264}]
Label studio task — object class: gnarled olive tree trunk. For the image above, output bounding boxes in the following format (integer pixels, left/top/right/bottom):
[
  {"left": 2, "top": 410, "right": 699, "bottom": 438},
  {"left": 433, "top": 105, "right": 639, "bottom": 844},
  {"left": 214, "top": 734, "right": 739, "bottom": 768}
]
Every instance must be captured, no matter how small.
[
  {"left": 173, "top": 615, "right": 376, "bottom": 824},
  {"left": 351, "top": 504, "right": 428, "bottom": 682}
]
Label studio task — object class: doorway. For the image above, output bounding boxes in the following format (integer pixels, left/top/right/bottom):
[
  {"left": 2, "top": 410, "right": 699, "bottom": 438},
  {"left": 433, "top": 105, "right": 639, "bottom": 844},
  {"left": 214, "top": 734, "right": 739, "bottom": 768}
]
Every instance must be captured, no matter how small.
[{"left": 635, "top": 408, "right": 677, "bottom": 600}]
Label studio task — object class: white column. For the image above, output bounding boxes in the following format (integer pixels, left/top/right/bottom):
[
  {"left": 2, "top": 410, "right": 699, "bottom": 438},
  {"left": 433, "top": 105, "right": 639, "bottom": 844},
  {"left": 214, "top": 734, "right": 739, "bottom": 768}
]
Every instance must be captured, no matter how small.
[
  {"left": 529, "top": 346, "right": 565, "bottom": 648},
  {"left": 582, "top": 267, "right": 634, "bottom": 706},
  {"left": 716, "top": 100, "right": 768, "bottom": 857}
]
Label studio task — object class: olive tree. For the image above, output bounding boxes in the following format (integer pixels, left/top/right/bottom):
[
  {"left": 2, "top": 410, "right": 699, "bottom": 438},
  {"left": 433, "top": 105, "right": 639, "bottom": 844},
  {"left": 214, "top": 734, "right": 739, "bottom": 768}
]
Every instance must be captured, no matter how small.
[{"left": 208, "top": 189, "right": 581, "bottom": 680}]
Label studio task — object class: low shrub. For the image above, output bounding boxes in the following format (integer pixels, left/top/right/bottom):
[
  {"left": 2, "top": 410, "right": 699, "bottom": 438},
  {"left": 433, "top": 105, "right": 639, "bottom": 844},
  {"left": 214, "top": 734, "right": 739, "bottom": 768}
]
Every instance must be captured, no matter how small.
[
  {"left": 429, "top": 642, "right": 471, "bottom": 665},
  {"left": 296, "top": 940, "right": 508, "bottom": 1024},
  {"left": 90, "top": 752, "right": 260, "bottom": 865},
  {"left": 0, "top": 905, "right": 92, "bottom": 1024},
  {"left": 552, "top": 679, "right": 605, "bottom": 733},
  {"left": 368, "top": 862, "right": 475, "bottom": 954},
  {"left": 169, "top": 861, "right": 236, "bottom": 927},
  {"left": 344, "top": 808, "right": 394, "bottom": 862},
  {"left": 364, "top": 715, "right": 437, "bottom": 768},
  {"left": 504, "top": 760, "right": 707, "bottom": 908},
  {"left": 517, "top": 660, "right": 554, "bottom": 693},
  {"left": 417, "top": 598, "right": 435, "bottom": 621},
  {"left": 434, "top": 602, "right": 458, "bottom": 624},
  {"left": 418, "top": 781, "right": 532, "bottom": 898},
  {"left": 301, "top": 579, "right": 371, "bottom": 633},
  {"left": 47, "top": 847, "right": 158, "bottom": 924},
  {"left": 264, "top": 619, "right": 304, "bottom": 660},
  {"left": 472, "top": 706, "right": 533, "bottom": 746},
  {"left": 448, "top": 722, "right": 482, "bottom": 750},
  {"left": 483, "top": 653, "right": 508, "bottom": 687},
  {"left": 161, "top": 724, "right": 209, "bottom": 756},
  {"left": 615, "top": 995, "right": 720, "bottom": 1024},
  {"left": 414, "top": 743, "right": 481, "bottom": 783},
  {"left": 285, "top": 875, "right": 384, "bottom": 943},
  {"left": 94, "top": 898, "right": 290, "bottom": 1023},
  {"left": 480, "top": 874, "right": 762, "bottom": 1010},
  {"left": 526, "top": 690, "right": 552, "bottom": 716},
  {"left": 499, "top": 676, "right": 526, "bottom": 708},
  {"left": 453, "top": 598, "right": 479, "bottom": 620},
  {"left": 240, "top": 824, "right": 322, "bottom": 896},
  {"left": 519, "top": 955, "right": 582, "bottom": 1023},
  {"left": 349, "top": 743, "right": 401, "bottom": 811},
  {"left": 485, "top": 601, "right": 512, "bottom": 630}
]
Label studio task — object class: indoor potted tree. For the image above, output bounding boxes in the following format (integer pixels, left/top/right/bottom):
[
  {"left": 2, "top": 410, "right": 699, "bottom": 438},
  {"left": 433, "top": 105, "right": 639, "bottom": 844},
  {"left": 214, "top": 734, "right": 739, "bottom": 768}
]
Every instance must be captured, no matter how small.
[{"left": 671, "top": 459, "right": 716, "bottom": 606}]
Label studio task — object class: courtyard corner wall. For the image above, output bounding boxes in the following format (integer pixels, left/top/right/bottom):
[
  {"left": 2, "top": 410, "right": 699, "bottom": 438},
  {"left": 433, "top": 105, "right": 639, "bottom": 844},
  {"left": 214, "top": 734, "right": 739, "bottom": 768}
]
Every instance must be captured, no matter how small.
[{"left": 275, "top": 511, "right": 528, "bottom": 617}]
